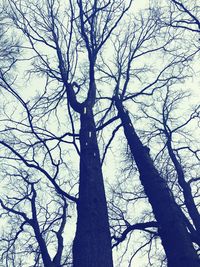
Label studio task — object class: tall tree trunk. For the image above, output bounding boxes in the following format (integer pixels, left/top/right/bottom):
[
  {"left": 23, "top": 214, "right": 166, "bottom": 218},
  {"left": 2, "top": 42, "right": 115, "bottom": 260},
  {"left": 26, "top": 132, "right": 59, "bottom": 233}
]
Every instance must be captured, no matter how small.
[
  {"left": 166, "top": 139, "right": 200, "bottom": 233},
  {"left": 72, "top": 106, "right": 113, "bottom": 267},
  {"left": 115, "top": 99, "right": 200, "bottom": 267}
]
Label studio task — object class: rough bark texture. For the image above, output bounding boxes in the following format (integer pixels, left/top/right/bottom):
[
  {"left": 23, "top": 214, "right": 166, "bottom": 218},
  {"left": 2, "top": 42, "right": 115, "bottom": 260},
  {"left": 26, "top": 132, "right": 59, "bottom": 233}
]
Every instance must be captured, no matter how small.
[
  {"left": 72, "top": 107, "right": 113, "bottom": 267},
  {"left": 116, "top": 99, "right": 200, "bottom": 267}
]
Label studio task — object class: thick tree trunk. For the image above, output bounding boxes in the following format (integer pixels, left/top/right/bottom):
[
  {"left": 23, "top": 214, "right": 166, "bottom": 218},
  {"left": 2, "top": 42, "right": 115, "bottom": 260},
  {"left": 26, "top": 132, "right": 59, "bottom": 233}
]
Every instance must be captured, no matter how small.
[
  {"left": 116, "top": 99, "right": 200, "bottom": 267},
  {"left": 72, "top": 106, "right": 113, "bottom": 267}
]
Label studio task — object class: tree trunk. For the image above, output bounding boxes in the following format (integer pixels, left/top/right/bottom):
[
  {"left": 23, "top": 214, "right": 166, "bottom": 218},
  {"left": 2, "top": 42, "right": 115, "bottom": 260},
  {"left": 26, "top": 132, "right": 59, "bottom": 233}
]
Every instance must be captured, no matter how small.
[
  {"left": 116, "top": 99, "right": 200, "bottom": 267},
  {"left": 166, "top": 139, "right": 200, "bottom": 234},
  {"left": 72, "top": 106, "right": 113, "bottom": 267},
  {"left": 33, "top": 226, "right": 56, "bottom": 267}
]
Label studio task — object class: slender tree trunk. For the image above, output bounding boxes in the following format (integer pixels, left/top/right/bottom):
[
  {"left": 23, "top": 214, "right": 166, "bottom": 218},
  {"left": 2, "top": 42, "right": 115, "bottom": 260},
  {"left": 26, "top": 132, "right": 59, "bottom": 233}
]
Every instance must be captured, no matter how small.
[
  {"left": 31, "top": 187, "right": 56, "bottom": 267},
  {"left": 166, "top": 139, "right": 200, "bottom": 233},
  {"left": 32, "top": 225, "right": 56, "bottom": 267},
  {"left": 116, "top": 99, "right": 200, "bottom": 267},
  {"left": 72, "top": 106, "right": 113, "bottom": 267}
]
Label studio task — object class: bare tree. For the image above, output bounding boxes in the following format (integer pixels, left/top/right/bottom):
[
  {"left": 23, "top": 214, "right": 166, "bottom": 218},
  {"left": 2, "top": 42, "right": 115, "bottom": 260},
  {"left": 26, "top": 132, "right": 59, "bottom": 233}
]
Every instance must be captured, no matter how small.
[
  {"left": 0, "top": 171, "right": 69, "bottom": 267},
  {"left": 0, "top": 0, "right": 200, "bottom": 266},
  {"left": 0, "top": 0, "right": 133, "bottom": 266},
  {"left": 168, "top": 0, "right": 200, "bottom": 33},
  {"left": 139, "top": 86, "right": 200, "bottom": 242},
  {"left": 95, "top": 6, "right": 200, "bottom": 265},
  {"left": 114, "top": 98, "right": 199, "bottom": 266}
]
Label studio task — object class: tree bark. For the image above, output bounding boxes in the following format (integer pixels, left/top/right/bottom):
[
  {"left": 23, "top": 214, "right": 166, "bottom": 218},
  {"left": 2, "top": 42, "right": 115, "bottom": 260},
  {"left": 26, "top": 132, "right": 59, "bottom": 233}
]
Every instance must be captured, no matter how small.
[
  {"left": 166, "top": 139, "right": 200, "bottom": 234},
  {"left": 72, "top": 106, "right": 113, "bottom": 267},
  {"left": 116, "top": 99, "right": 200, "bottom": 267}
]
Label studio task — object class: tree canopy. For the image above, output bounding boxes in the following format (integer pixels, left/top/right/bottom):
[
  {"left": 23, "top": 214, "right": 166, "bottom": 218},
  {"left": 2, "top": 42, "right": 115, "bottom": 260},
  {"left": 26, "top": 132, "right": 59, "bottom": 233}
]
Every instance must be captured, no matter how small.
[{"left": 0, "top": 0, "right": 199, "bottom": 266}]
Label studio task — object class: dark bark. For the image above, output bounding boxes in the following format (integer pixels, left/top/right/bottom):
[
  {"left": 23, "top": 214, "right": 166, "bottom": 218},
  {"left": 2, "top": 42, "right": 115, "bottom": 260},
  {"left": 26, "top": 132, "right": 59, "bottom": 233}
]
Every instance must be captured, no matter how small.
[
  {"left": 30, "top": 185, "right": 56, "bottom": 267},
  {"left": 72, "top": 106, "right": 113, "bottom": 267},
  {"left": 33, "top": 227, "right": 55, "bottom": 267},
  {"left": 115, "top": 99, "right": 200, "bottom": 267},
  {"left": 166, "top": 139, "right": 200, "bottom": 234},
  {"left": 113, "top": 221, "right": 158, "bottom": 248}
]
